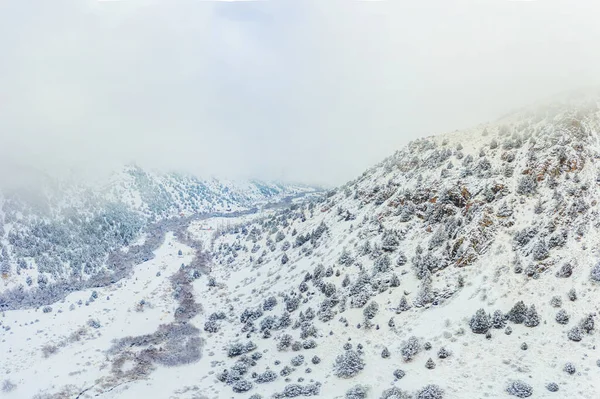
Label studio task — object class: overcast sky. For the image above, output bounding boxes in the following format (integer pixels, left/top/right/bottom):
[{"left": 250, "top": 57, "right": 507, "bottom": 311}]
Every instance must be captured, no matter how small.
[{"left": 1, "top": 0, "right": 599, "bottom": 186}]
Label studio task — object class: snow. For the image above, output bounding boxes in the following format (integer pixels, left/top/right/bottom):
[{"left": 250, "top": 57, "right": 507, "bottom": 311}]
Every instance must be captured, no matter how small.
[{"left": 5, "top": 93, "right": 600, "bottom": 398}]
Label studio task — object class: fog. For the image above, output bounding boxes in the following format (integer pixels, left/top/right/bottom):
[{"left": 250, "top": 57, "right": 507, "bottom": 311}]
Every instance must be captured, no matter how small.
[{"left": 1, "top": 0, "right": 599, "bottom": 186}]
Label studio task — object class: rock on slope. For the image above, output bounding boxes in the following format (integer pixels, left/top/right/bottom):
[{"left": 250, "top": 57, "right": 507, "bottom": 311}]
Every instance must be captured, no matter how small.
[{"left": 199, "top": 91, "right": 600, "bottom": 398}]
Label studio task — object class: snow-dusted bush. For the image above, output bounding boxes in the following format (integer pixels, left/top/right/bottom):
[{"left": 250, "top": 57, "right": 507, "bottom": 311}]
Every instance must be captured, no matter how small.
[
  {"left": 506, "top": 380, "right": 533, "bottom": 397},
  {"left": 397, "top": 296, "right": 411, "bottom": 312},
  {"left": 1, "top": 380, "right": 16, "bottom": 393},
  {"left": 204, "top": 320, "right": 219, "bottom": 333},
  {"left": 491, "top": 310, "right": 506, "bottom": 329},
  {"left": 532, "top": 240, "right": 549, "bottom": 261},
  {"left": 564, "top": 362, "right": 576, "bottom": 375},
  {"left": 437, "top": 347, "right": 451, "bottom": 359},
  {"left": 228, "top": 341, "right": 257, "bottom": 357},
  {"left": 291, "top": 355, "right": 305, "bottom": 367},
  {"left": 380, "top": 387, "right": 411, "bottom": 399},
  {"left": 567, "top": 327, "right": 582, "bottom": 342},
  {"left": 556, "top": 262, "right": 572, "bottom": 278},
  {"left": 346, "top": 385, "right": 368, "bottom": 399},
  {"left": 416, "top": 384, "right": 444, "bottom": 399},
  {"left": 333, "top": 350, "right": 365, "bottom": 378},
  {"left": 508, "top": 301, "right": 527, "bottom": 324},
  {"left": 275, "top": 383, "right": 320, "bottom": 398},
  {"left": 311, "top": 355, "right": 321, "bottom": 364},
  {"left": 516, "top": 175, "right": 537, "bottom": 196},
  {"left": 363, "top": 301, "right": 379, "bottom": 320},
  {"left": 546, "top": 382, "right": 559, "bottom": 392},
  {"left": 400, "top": 336, "right": 421, "bottom": 361},
  {"left": 524, "top": 305, "right": 540, "bottom": 327},
  {"left": 374, "top": 255, "right": 392, "bottom": 273},
  {"left": 285, "top": 295, "right": 301, "bottom": 313},
  {"left": 393, "top": 369, "right": 406, "bottom": 379},
  {"left": 263, "top": 296, "right": 278, "bottom": 311},
  {"left": 568, "top": 288, "right": 577, "bottom": 301},
  {"left": 469, "top": 309, "right": 491, "bottom": 334},
  {"left": 381, "top": 347, "right": 390, "bottom": 359},
  {"left": 550, "top": 296, "right": 562, "bottom": 308},
  {"left": 425, "top": 358, "right": 436, "bottom": 369},
  {"left": 232, "top": 379, "right": 253, "bottom": 393},
  {"left": 555, "top": 309, "right": 569, "bottom": 325},
  {"left": 255, "top": 370, "right": 277, "bottom": 384},
  {"left": 580, "top": 314, "right": 595, "bottom": 334},
  {"left": 591, "top": 262, "right": 600, "bottom": 282},
  {"left": 240, "top": 307, "right": 263, "bottom": 323}
]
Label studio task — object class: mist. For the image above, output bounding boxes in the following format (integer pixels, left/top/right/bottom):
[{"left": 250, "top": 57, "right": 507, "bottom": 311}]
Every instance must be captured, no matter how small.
[{"left": 1, "top": 0, "right": 599, "bottom": 187}]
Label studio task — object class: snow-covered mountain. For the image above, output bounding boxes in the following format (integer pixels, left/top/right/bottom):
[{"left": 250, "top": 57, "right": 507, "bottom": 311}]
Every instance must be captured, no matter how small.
[
  {"left": 198, "top": 90, "right": 600, "bottom": 398},
  {"left": 4, "top": 91, "right": 600, "bottom": 398},
  {"left": 0, "top": 165, "right": 320, "bottom": 307}
]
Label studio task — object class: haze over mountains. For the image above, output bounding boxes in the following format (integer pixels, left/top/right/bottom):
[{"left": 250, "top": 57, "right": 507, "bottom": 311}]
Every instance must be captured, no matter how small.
[{"left": 3, "top": 91, "right": 600, "bottom": 398}]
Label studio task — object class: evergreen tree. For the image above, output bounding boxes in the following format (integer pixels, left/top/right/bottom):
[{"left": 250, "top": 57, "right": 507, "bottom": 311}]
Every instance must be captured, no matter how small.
[
  {"left": 524, "top": 305, "right": 540, "bottom": 327},
  {"left": 508, "top": 301, "right": 527, "bottom": 324},
  {"left": 469, "top": 308, "right": 491, "bottom": 334}
]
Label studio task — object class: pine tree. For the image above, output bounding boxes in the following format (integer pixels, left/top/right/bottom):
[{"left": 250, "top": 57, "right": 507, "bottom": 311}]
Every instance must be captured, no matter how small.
[
  {"left": 469, "top": 308, "right": 491, "bottom": 334},
  {"left": 381, "top": 347, "right": 390, "bottom": 359},
  {"left": 425, "top": 358, "right": 436, "bottom": 369},
  {"left": 397, "top": 296, "right": 411, "bottom": 313},
  {"left": 491, "top": 310, "right": 506, "bottom": 329},
  {"left": 524, "top": 305, "right": 540, "bottom": 327},
  {"left": 508, "top": 301, "right": 527, "bottom": 324}
]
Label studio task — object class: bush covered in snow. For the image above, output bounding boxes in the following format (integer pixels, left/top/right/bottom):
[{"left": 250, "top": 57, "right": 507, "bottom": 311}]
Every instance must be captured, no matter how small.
[
  {"left": 400, "top": 336, "right": 421, "bottom": 361},
  {"left": 416, "top": 384, "right": 444, "bottom": 399},
  {"left": 506, "top": 380, "right": 533, "bottom": 397},
  {"left": 333, "top": 349, "right": 365, "bottom": 378}
]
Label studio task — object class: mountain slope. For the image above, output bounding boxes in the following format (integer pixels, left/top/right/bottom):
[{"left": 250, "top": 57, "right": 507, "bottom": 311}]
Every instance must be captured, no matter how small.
[
  {"left": 4, "top": 93, "right": 600, "bottom": 399},
  {"left": 0, "top": 165, "right": 320, "bottom": 309},
  {"left": 196, "top": 92, "right": 600, "bottom": 398}
]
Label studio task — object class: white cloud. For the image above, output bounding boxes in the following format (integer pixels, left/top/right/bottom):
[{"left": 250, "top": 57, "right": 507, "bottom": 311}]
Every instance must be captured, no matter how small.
[{"left": 1, "top": 0, "right": 599, "bottom": 186}]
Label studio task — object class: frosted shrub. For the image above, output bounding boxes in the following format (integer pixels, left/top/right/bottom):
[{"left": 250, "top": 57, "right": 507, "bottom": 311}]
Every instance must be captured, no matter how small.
[
  {"left": 425, "top": 358, "right": 436, "bottom": 369},
  {"left": 491, "top": 310, "right": 506, "bottom": 329},
  {"left": 380, "top": 387, "right": 411, "bottom": 399},
  {"left": 333, "top": 350, "right": 365, "bottom": 378},
  {"left": 524, "top": 305, "right": 540, "bottom": 327},
  {"left": 469, "top": 308, "right": 491, "bottom": 334},
  {"left": 232, "top": 380, "right": 253, "bottom": 393},
  {"left": 580, "top": 314, "right": 595, "bottom": 334},
  {"left": 546, "top": 383, "right": 559, "bottom": 392},
  {"left": 516, "top": 175, "right": 537, "bottom": 196},
  {"left": 345, "top": 385, "right": 368, "bottom": 399},
  {"left": 363, "top": 301, "right": 379, "bottom": 320},
  {"left": 416, "top": 384, "right": 444, "bottom": 399},
  {"left": 564, "top": 362, "right": 576, "bottom": 375},
  {"left": 263, "top": 296, "right": 277, "bottom": 311},
  {"left": 555, "top": 309, "right": 569, "bottom": 324},
  {"left": 437, "top": 347, "right": 451, "bottom": 359},
  {"left": 256, "top": 370, "right": 277, "bottom": 383},
  {"left": 506, "top": 380, "right": 533, "bottom": 397},
  {"left": 393, "top": 369, "right": 406, "bottom": 379},
  {"left": 590, "top": 262, "right": 600, "bottom": 282},
  {"left": 401, "top": 336, "right": 421, "bottom": 361},
  {"left": 508, "top": 301, "right": 527, "bottom": 324},
  {"left": 228, "top": 341, "right": 257, "bottom": 357},
  {"left": 567, "top": 327, "right": 582, "bottom": 342}
]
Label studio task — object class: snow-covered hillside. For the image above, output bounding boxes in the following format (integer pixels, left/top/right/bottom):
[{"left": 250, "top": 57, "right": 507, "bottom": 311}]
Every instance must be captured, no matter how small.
[
  {"left": 5, "top": 92, "right": 600, "bottom": 399},
  {"left": 0, "top": 165, "right": 320, "bottom": 310},
  {"left": 198, "top": 92, "right": 600, "bottom": 398}
]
